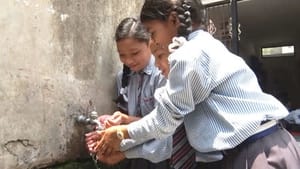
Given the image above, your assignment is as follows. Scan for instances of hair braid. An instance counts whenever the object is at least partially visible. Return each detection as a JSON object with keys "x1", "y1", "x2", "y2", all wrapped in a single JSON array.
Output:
[
  {"x1": 115, "y1": 64, "x2": 131, "y2": 104},
  {"x1": 140, "y1": 0, "x2": 206, "y2": 37},
  {"x1": 176, "y1": 0, "x2": 192, "y2": 37}
]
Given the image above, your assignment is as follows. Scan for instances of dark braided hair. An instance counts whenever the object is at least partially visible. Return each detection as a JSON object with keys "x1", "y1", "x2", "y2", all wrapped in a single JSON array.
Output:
[
  {"x1": 115, "y1": 17, "x2": 150, "y2": 43},
  {"x1": 114, "y1": 64, "x2": 130, "y2": 105},
  {"x1": 140, "y1": 0, "x2": 206, "y2": 37},
  {"x1": 114, "y1": 17, "x2": 151, "y2": 105},
  {"x1": 176, "y1": 0, "x2": 193, "y2": 36}
]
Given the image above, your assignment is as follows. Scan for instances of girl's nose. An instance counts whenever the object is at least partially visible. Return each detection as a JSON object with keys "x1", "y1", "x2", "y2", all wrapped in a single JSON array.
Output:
[{"x1": 122, "y1": 57, "x2": 133, "y2": 65}]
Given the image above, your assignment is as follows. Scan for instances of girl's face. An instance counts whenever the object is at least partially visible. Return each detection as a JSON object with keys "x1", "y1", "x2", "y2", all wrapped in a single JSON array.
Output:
[
  {"x1": 143, "y1": 15, "x2": 179, "y2": 77},
  {"x1": 117, "y1": 38, "x2": 151, "y2": 72},
  {"x1": 151, "y1": 45, "x2": 170, "y2": 77}
]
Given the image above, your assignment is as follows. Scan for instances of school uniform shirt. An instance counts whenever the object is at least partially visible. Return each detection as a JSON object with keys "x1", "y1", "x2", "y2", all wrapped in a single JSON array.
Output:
[
  {"x1": 116, "y1": 56, "x2": 172, "y2": 163},
  {"x1": 125, "y1": 30, "x2": 289, "y2": 162}
]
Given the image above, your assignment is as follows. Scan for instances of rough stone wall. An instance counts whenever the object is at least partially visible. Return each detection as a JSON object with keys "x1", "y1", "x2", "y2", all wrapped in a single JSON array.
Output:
[{"x1": 0, "y1": 0, "x2": 143, "y2": 169}]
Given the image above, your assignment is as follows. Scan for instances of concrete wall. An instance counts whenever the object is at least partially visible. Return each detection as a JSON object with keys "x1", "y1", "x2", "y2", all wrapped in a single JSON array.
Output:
[{"x1": 0, "y1": 0, "x2": 143, "y2": 169}]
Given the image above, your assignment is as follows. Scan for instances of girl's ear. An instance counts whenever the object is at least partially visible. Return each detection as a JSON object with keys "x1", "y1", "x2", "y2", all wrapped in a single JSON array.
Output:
[
  {"x1": 147, "y1": 39, "x2": 152, "y2": 49},
  {"x1": 168, "y1": 11, "x2": 180, "y2": 27},
  {"x1": 148, "y1": 38, "x2": 154, "y2": 49}
]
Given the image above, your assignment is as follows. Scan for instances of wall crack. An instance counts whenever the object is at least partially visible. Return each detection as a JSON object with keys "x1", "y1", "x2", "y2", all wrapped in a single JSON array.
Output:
[{"x1": 3, "y1": 139, "x2": 38, "y2": 165}]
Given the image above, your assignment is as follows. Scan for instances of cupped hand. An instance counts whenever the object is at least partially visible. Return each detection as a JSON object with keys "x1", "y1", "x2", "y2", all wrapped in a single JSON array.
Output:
[
  {"x1": 95, "y1": 125, "x2": 128, "y2": 155},
  {"x1": 104, "y1": 111, "x2": 128, "y2": 128},
  {"x1": 96, "y1": 151, "x2": 125, "y2": 165},
  {"x1": 98, "y1": 114, "x2": 112, "y2": 126},
  {"x1": 85, "y1": 131, "x2": 102, "y2": 153}
]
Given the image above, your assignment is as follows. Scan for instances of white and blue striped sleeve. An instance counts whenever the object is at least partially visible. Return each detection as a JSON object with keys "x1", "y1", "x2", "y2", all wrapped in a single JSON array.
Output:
[
  {"x1": 128, "y1": 49, "x2": 212, "y2": 142},
  {"x1": 122, "y1": 136, "x2": 172, "y2": 163}
]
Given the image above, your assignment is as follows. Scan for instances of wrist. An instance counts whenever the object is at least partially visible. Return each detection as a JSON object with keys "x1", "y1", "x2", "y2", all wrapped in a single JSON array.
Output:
[
  {"x1": 117, "y1": 125, "x2": 129, "y2": 140},
  {"x1": 117, "y1": 128, "x2": 124, "y2": 140},
  {"x1": 123, "y1": 126, "x2": 129, "y2": 139},
  {"x1": 122, "y1": 114, "x2": 130, "y2": 124}
]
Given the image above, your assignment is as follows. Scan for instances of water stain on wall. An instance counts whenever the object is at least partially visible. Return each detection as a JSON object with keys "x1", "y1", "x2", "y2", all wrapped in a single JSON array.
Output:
[{"x1": 52, "y1": 0, "x2": 99, "y2": 80}]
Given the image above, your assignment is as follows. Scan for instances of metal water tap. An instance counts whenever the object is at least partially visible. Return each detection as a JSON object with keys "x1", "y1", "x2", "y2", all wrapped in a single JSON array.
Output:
[
  {"x1": 75, "y1": 110, "x2": 103, "y2": 130},
  {"x1": 74, "y1": 100, "x2": 104, "y2": 169}
]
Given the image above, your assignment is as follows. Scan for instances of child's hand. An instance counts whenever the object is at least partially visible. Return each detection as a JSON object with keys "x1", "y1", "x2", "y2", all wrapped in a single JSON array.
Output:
[
  {"x1": 96, "y1": 150, "x2": 125, "y2": 165},
  {"x1": 85, "y1": 131, "x2": 102, "y2": 153},
  {"x1": 104, "y1": 111, "x2": 128, "y2": 128},
  {"x1": 98, "y1": 115, "x2": 112, "y2": 126}
]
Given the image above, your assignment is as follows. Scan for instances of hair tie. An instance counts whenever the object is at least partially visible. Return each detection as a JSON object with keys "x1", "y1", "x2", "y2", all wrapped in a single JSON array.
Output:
[
  {"x1": 168, "y1": 36, "x2": 187, "y2": 53},
  {"x1": 184, "y1": 11, "x2": 191, "y2": 17},
  {"x1": 120, "y1": 87, "x2": 128, "y2": 102},
  {"x1": 182, "y1": 3, "x2": 191, "y2": 10}
]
